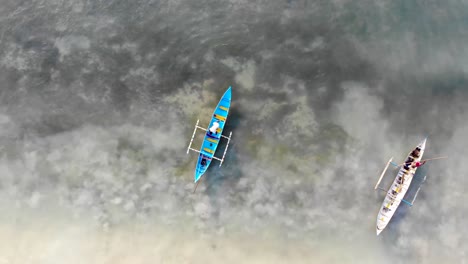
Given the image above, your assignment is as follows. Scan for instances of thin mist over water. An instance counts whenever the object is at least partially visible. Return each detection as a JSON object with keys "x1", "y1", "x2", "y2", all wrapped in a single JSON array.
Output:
[{"x1": 1, "y1": 0, "x2": 468, "y2": 263}]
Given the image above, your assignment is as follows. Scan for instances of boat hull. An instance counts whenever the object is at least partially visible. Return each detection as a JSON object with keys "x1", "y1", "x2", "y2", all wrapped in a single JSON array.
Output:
[
  {"x1": 194, "y1": 87, "x2": 232, "y2": 182},
  {"x1": 376, "y1": 138, "x2": 427, "y2": 235}
]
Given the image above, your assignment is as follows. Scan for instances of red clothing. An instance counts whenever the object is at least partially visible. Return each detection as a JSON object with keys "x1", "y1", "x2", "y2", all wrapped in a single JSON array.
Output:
[{"x1": 414, "y1": 161, "x2": 426, "y2": 167}]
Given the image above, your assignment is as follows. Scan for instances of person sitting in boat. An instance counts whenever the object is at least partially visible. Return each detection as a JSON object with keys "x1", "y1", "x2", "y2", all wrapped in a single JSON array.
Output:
[
  {"x1": 403, "y1": 163, "x2": 410, "y2": 170},
  {"x1": 201, "y1": 158, "x2": 207, "y2": 166},
  {"x1": 411, "y1": 148, "x2": 421, "y2": 158},
  {"x1": 209, "y1": 121, "x2": 220, "y2": 135},
  {"x1": 404, "y1": 157, "x2": 414, "y2": 167},
  {"x1": 411, "y1": 160, "x2": 426, "y2": 168}
]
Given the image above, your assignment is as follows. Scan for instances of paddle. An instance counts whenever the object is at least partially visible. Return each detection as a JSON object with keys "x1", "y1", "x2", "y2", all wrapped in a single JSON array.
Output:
[{"x1": 397, "y1": 156, "x2": 447, "y2": 166}]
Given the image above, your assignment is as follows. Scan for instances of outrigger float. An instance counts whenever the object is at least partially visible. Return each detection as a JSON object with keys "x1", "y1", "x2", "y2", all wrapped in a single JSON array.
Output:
[
  {"x1": 186, "y1": 87, "x2": 233, "y2": 191},
  {"x1": 374, "y1": 138, "x2": 446, "y2": 235}
]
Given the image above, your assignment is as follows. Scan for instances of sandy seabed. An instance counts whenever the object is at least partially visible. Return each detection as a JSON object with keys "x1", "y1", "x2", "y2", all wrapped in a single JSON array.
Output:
[{"x1": 0, "y1": 205, "x2": 384, "y2": 264}]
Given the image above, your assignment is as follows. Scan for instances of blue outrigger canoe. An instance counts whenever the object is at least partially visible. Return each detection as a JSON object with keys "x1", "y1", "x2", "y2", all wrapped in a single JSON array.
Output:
[{"x1": 186, "y1": 87, "x2": 233, "y2": 188}]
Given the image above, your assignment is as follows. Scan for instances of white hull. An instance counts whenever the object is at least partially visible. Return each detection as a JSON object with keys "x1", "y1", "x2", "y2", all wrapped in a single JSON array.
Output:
[{"x1": 376, "y1": 138, "x2": 427, "y2": 235}]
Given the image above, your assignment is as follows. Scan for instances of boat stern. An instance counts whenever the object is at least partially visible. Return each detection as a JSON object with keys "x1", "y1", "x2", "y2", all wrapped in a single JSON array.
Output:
[
  {"x1": 376, "y1": 227, "x2": 383, "y2": 236},
  {"x1": 376, "y1": 211, "x2": 390, "y2": 236},
  {"x1": 194, "y1": 154, "x2": 211, "y2": 183},
  {"x1": 376, "y1": 221, "x2": 387, "y2": 236},
  {"x1": 194, "y1": 168, "x2": 205, "y2": 183}
]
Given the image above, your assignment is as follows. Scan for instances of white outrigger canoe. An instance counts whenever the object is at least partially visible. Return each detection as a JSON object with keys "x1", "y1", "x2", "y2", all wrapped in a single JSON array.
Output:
[{"x1": 374, "y1": 138, "x2": 428, "y2": 235}]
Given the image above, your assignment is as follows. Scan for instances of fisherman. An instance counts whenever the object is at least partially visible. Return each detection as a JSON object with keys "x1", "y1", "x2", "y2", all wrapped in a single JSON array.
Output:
[
  {"x1": 411, "y1": 148, "x2": 421, "y2": 158},
  {"x1": 209, "y1": 121, "x2": 220, "y2": 135},
  {"x1": 403, "y1": 156, "x2": 415, "y2": 169},
  {"x1": 412, "y1": 160, "x2": 426, "y2": 168},
  {"x1": 403, "y1": 163, "x2": 410, "y2": 170}
]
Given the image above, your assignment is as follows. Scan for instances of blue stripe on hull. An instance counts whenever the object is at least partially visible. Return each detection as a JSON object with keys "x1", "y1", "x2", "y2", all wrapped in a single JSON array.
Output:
[{"x1": 206, "y1": 133, "x2": 220, "y2": 140}]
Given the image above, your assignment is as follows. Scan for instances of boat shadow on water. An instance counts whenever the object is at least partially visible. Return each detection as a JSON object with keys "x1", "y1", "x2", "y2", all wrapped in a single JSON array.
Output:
[{"x1": 195, "y1": 107, "x2": 244, "y2": 223}]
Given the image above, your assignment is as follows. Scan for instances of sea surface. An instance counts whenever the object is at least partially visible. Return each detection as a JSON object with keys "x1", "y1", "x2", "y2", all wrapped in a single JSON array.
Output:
[{"x1": 1, "y1": 0, "x2": 468, "y2": 263}]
